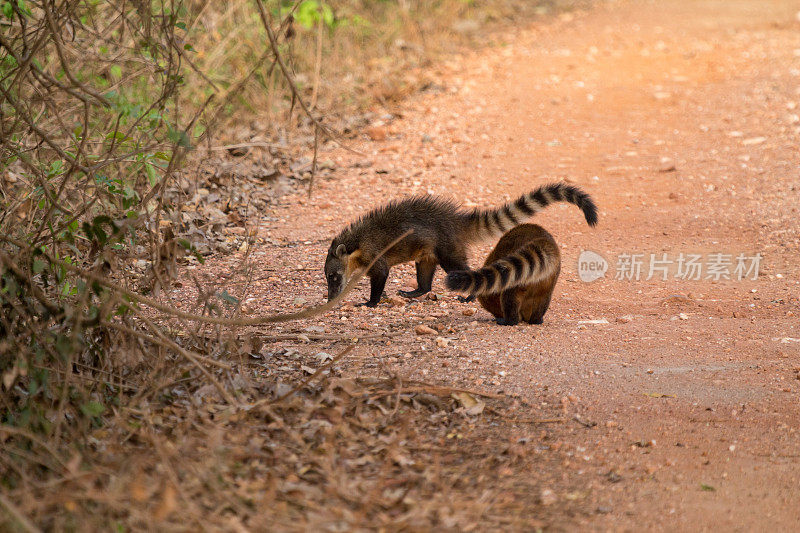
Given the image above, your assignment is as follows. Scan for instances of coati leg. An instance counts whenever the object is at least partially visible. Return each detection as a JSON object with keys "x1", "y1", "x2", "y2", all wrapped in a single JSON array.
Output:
[
  {"x1": 435, "y1": 246, "x2": 475, "y2": 302},
  {"x1": 398, "y1": 258, "x2": 437, "y2": 299},
  {"x1": 358, "y1": 259, "x2": 390, "y2": 307},
  {"x1": 527, "y1": 292, "x2": 553, "y2": 325},
  {"x1": 495, "y1": 289, "x2": 521, "y2": 326}
]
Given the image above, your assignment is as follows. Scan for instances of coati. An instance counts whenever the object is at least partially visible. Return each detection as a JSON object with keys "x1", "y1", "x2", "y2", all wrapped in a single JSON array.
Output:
[
  {"x1": 324, "y1": 182, "x2": 597, "y2": 307},
  {"x1": 452, "y1": 223, "x2": 562, "y2": 326}
]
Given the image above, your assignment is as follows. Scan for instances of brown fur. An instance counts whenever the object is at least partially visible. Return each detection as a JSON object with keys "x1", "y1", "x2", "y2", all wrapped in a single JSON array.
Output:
[
  {"x1": 325, "y1": 183, "x2": 595, "y2": 307},
  {"x1": 476, "y1": 224, "x2": 561, "y2": 326}
]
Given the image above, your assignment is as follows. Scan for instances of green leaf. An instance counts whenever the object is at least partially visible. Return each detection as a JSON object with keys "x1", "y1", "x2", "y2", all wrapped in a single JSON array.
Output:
[
  {"x1": 144, "y1": 162, "x2": 159, "y2": 186},
  {"x1": 109, "y1": 65, "x2": 122, "y2": 80},
  {"x1": 80, "y1": 401, "x2": 105, "y2": 418},
  {"x1": 700, "y1": 483, "x2": 716, "y2": 492},
  {"x1": 167, "y1": 127, "x2": 192, "y2": 149},
  {"x1": 32, "y1": 257, "x2": 47, "y2": 274}
]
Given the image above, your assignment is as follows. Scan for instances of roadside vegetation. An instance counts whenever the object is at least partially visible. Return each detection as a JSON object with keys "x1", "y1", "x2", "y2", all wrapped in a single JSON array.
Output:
[{"x1": 0, "y1": 0, "x2": 585, "y2": 529}]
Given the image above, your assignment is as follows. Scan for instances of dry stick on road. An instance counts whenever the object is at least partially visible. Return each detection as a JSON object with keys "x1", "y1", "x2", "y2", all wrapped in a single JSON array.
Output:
[{"x1": 1, "y1": 230, "x2": 413, "y2": 327}]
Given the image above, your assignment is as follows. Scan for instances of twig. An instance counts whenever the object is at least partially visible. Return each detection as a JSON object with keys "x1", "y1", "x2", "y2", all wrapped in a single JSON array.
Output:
[
  {"x1": 310, "y1": 11, "x2": 323, "y2": 109},
  {"x1": 252, "y1": 0, "x2": 362, "y2": 155},
  {"x1": 31, "y1": 364, "x2": 138, "y2": 392},
  {"x1": 363, "y1": 382, "x2": 505, "y2": 400},
  {"x1": 208, "y1": 141, "x2": 275, "y2": 151},
  {"x1": 41, "y1": 1, "x2": 110, "y2": 108},
  {"x1": 307, "y1": 124, "x2": 319, "y2": 198},
  {"x1": 0, "y1": 493, "x2": 40, "y2": 533},
  {"x1": 572, "y1": 415, "x2": 597, "y2": 428},
  {"x1": 250, "y1": 331, "x2": 404, "y2": 342},
  {"x1": 0, "y1": 426, "x2": 69, "y2": 472},
  {"x1": 1, "y1": 230, "x2": 414, "y2": 327},
  {"x1": 107, "y1": 321, "x2": 231, "y2": 370},
  {"x1": 130, "y1": 308, "x2": 237, "y2": 405}
]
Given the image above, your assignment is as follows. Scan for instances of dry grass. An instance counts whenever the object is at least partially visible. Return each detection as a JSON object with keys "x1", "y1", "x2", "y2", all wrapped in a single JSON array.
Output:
[{"x1": 182, "y1": 0, "x2": 590, "y2": 129}]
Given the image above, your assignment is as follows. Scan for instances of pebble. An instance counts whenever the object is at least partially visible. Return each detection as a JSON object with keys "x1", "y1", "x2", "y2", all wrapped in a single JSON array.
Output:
[
  {"x1": 539, "y1": 488, "x2": 557, "y2": 506},
  {"x1": 366, "y1": 125, "x2": 387, "y2": 141},
  {"x1": 658, "y1": 157, "x2": 676, "y2": 172},
  {"x1": 387, "y1": 296, "x2": 406, "y2": 307},
  {"x1": 415, "y1": 324, "x2": 437, "y2": 335}
]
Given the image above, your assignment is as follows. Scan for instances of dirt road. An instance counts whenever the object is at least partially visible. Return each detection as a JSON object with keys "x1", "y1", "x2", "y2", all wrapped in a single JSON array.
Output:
[{"x1": 223, "y1": 0, "x2": 800, "y2": 529}]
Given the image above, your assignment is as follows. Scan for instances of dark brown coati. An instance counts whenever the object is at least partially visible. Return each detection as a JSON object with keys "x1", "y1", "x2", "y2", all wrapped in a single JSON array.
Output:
[
  {"x1": 324, "y1": 182, "x2": 597, "y2": 307},
  {"x1": 457, "y1": 224, "x2": 561, "y2": 326}
]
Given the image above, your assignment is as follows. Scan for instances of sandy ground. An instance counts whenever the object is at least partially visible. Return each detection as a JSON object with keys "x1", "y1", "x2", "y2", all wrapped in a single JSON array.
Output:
[{"x1": 192, "y1": 0, "x2": 800, "y2": 529}]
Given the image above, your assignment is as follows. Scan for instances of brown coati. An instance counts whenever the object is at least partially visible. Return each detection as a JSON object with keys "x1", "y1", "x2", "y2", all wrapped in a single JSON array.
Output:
[
  {"x1": 454, "y1": 224, "x2": 561, "y2": 326},
  {"x1": 324, "y1": 182, "x2": 597, "y2": 307}
]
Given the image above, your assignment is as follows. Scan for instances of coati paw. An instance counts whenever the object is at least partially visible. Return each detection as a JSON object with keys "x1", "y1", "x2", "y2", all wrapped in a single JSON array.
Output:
[
  {"x1": 356, "y1": 301, "x2": 379, "y2": 308},
  {"x1": 495, "y1": 317, "x2": 519, "y2": 326},
  {"x1": 457, "y1": 294, "x2": 475, "y2": 303},
  {"x1": 398, "y1": 289, "x2": 427, "y2": 298},
  {"x1": 529, "y1": 317, "x2": 544, "y2": 325}
]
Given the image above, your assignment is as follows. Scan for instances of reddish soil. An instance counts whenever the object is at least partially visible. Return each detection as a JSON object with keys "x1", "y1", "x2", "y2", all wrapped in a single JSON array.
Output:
[{"x1": 195, "y1": 0, "x2": 800, "y2": 529}]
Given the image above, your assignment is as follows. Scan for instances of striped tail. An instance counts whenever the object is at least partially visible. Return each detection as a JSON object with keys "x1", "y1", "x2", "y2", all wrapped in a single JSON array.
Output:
[
  {"x1": 445, "y1": 242, "x2": 560, "y2": 296},
  {"x1": 465, "y1": 182, "x2": 598, "y2": 240}
]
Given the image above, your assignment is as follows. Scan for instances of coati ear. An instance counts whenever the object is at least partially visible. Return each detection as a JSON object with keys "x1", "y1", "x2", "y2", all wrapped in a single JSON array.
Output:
[{"x1": 335, "y1": 244, "x2": 347, "y2": 258}]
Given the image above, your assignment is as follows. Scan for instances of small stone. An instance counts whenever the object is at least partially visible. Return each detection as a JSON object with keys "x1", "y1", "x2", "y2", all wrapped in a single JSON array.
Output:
[
  {"x1": 435, "y1": 336, "x2": 450, "y2": 348},
  {"x1": 366, "y1": 125, "x2": 387, "y2": 141},
  {"x1": 616, "y1": 315, "x2": 633, "y2": 323},
  {"x1": 741, "y1": 136, "x2": 766, "y2": 145},
  {"x1": 293, "y1": 297, "x2": 307, "y2": 306},
  {"x1": 678, "y1": 312, "x2": 689, "y2": 320},
  {"x1": 387, "y1": 296, "x2": 406, "y2": 307},
  {"x1": 415, "y1": 324, "x2": 437, "y2": 335},
  {"x1": 658, "y1": 157, "x2": 676, "y2": 172},
  {"x1": 539, "y1": 488, "x2": 557, "y2": 506},
  {"x1": 462, "y1": 308, "x2": 477, "y2": 316}
]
